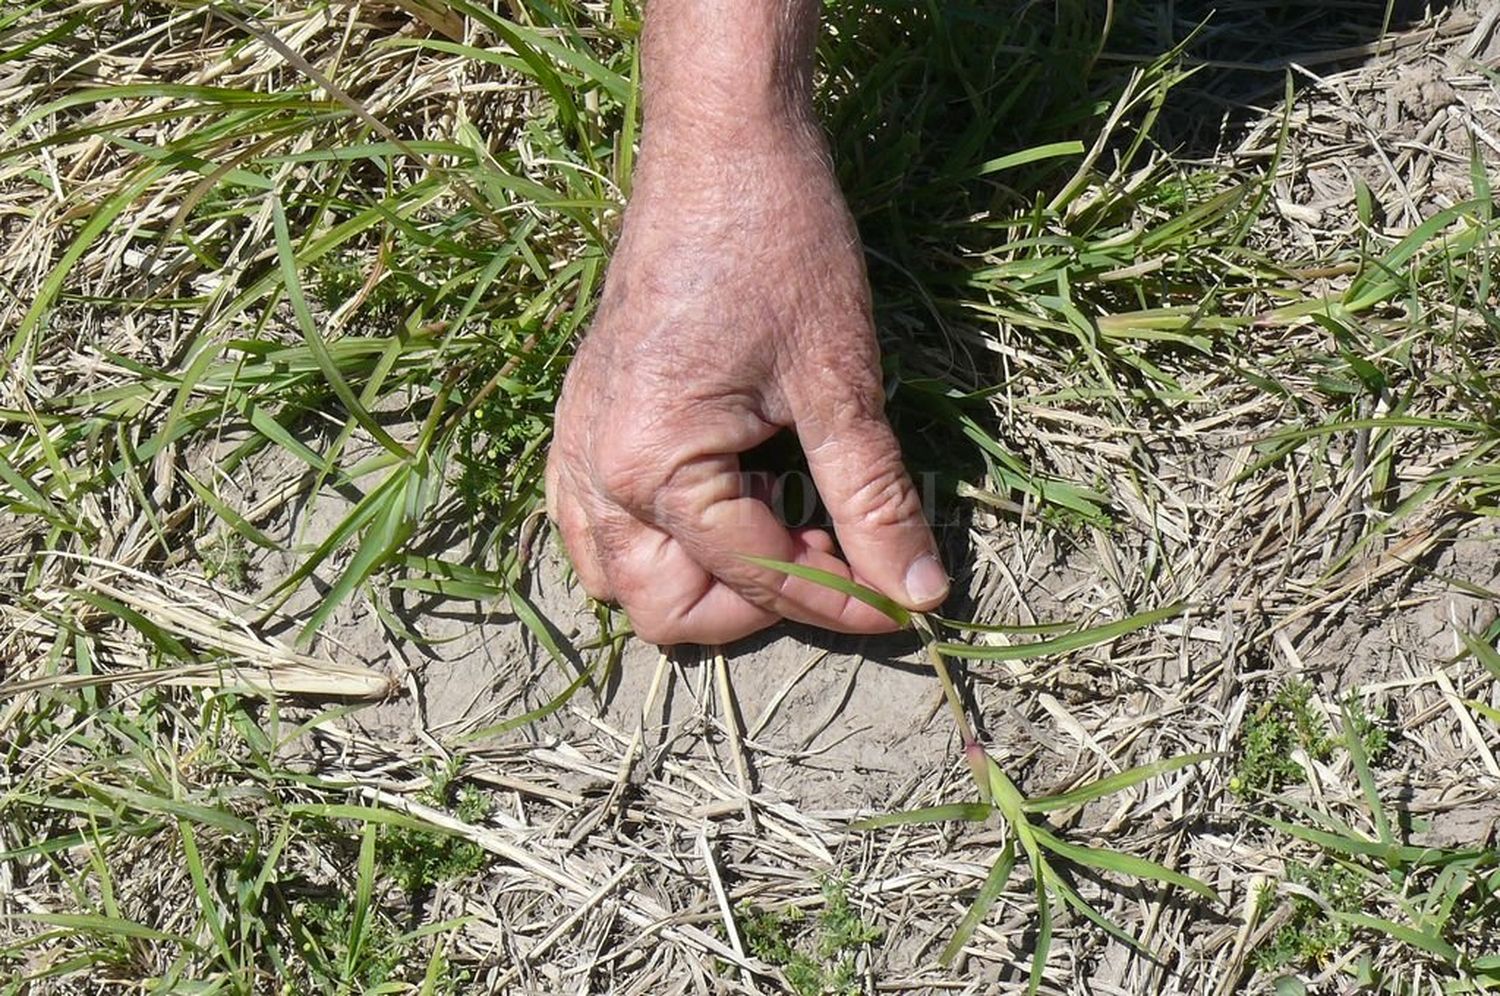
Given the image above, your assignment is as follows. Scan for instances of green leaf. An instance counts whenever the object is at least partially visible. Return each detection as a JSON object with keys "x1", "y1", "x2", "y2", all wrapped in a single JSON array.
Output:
[
  {"x1": 456, "y1": 663, "x2": 595, "y2": 742},
  {"x1": 936, "y1": 618, "x2": 1074, "y2": 636},
  {"x1": 939, "y1": 842, "x2": 1017, "y2": 966},
  {"x1": 101, "y1": 786, "x2": 253, "y2": 836},
  {"x1": 345, "y1": 822, "x2": 379, "y2": 982},
  {"x1": 70, "y1": 589, "x2": 192, "y2": 662},
  {"x1": 296, "y1": 465, "x2": 412, "y2": 645},
  {"x1": 1024, "y1": 753, "x2": 1213, "y2": 813},
  {"x1": 1341, "y1": 702, "x2": 1392, "y2": 847},
  {"x1": 1459, "y1": 630, "x2": 1500, "y2": 681},
  {"x1": 1344, "y1": 199, "x2": 1488, "y2": 312},
  {"x1": 936, "y1": 602, "x2": 1184, "y2": 661},
  {"x1": 1272, "y1": 977, "x2": 1308, "y2": 996},
  {"x1": 179, "y1": 821, "x2": 234, "y2": 971},
  {"x1": 271, "y1": 197, "x2": 409, "y2": 461},
  {"x1": 12, "y1": 163, "x2": 172, "y2": 361},
  {"x1": 1028, "y1": 878, "x2": 1052, "y2": 996},
  {"x1": 976, "y1": 140, "x2": 1086, "y2": 176},
  {"x1": 1255, "y1": 814, "x2": 1484, "y2": 868},
  {"x1": 738, "y1": 555, "x2": 911, "y2": 626},
  {"x1": 0, "y1": 449, "x2": 74, "y2": 529},
  {"x1": 286, "y1": 803, "x2": 456, "y2": 834},
  {"x1": 1031, "y1": 824, "x2": 1218, "y2": 900},
  {"x1": 1041, "y1": 861, "x2": 1149, "y2": 954},
  {"x1": 181, "y1": 471, "x2": 278, "y2": 550},
  {"x1": 14, "y1": 913, "x2": 195, "y2": 947},
  {"x1": 1465, "y1": 699, "x2": 1500, "y2": 726},
  {"x1": 849, "y1": 803, "x2": 993, "y2": 831},
  {"x1": 1328, "y1": 911, "x2": 1460, "y2": 964}
]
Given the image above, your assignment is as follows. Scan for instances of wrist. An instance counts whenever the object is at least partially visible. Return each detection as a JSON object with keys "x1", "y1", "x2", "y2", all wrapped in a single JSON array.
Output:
[{"x1": 640, "y1": 0, "x2": 819, "y2": 151}]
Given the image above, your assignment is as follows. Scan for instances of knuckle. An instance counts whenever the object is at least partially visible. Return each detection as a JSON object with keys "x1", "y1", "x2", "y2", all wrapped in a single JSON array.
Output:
[
  {"x1": 579, "y1": 576, "x2": 613, "y2": 603},
  {"x1": 626, "y1": 610, "x2": 677, "y2": 647},
  {"x1": 594, "y1": 439, "x2": 669, "y2": 512},
  {"x1": 846, "y1": 461, "x2": 920, "y2": 529}
]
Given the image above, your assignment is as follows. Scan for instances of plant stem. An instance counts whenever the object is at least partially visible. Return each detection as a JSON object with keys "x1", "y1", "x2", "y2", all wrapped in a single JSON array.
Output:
[{"x1": 926, "y1": 640, "x2": 975, "y2": 747}]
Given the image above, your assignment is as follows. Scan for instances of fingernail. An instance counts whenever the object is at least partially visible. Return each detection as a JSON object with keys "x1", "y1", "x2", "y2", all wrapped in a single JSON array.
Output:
[{"x1": 904, "y1": 554, "x2": 950, "y2": 606}]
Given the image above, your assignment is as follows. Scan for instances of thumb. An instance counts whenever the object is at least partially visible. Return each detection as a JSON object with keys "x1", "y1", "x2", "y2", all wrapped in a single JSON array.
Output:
[{"x1": 798, "y1": 397, "x2": 948, "y2": 611}]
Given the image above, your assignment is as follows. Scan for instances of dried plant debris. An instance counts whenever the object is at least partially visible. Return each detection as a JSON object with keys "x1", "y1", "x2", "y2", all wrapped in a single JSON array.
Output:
[{"x1": 2, "y1": 1, "x2": 1499, "y2": 994}]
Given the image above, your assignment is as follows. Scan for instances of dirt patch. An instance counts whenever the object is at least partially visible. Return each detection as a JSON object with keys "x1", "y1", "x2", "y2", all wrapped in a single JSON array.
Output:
[{"x1": 1234, "y1": 5, "x2": 1500, "y2": 238}]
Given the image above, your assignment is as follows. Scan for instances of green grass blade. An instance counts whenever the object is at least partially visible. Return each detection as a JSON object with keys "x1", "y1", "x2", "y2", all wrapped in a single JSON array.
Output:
[
  {"x1": 1344, "y1": 199, "x2": 1487, "y2": 312},
  {"x1": 344, "y1": 821, "x2": 378, "y2": 983},
  {"x1": 975, "y1": 140, "x2": 1086, "y2": 176},
  {"x1": 1254, "y1": 814, "x2": 1387, "y2": 860},
  {"x1": 1465, "y1": 699, "x2": 1500, "y2": 726},
  {"x1": 1459, "y1": 630, "x2": 1500, "y2": 681},
  {"x1": 1031, "y1": 824, "x2": 1217, "y2": 900},
  {"x1": 286, "y1": 803, "x2": 455, "y2": 834},
  {"x1": 1328, "y1": 912, "x2": 1460, "y2": 964},
  {"x1": 261, "y1": 466, "x2": 402, "y2": 613},
  {"x1": 935, "y1": 602, "x2": 1184, "y2": 661},
  {"x1": 850, "y1": 803, "x2": 993, "y2": 831},
  {"x1": 0, "y1": 450, "x2": 74, "y2": 529},
  {"x1": 70, "y1": 589, "x2": 192, "y2": 662},
  {"x1": 938, "y1": 841, "x2": 1017, "y2": 966},
  {"x1": 296, "y1": 467, "x2": 411, "y2": 646},
  {"x1": 937, "y1": 618, "x2": 1074, "y2": 636},
  {"x1": 11, "y1": 163, "x2": 171, "y2": 360},
  {"x1": 738, "y1": 555, "x2": 911, "y2": 626},
  {"x1": 181, "y1": 471, "x2": 278, "y2": 550},
  {"x1": 13, "y1": 913, "x2": 195, "y2": 948},
  {"x1": 456, "y1": 663, "x2": 595, "y2": 742},
  {"x1": 1042, "y1": 862, "x2": 1150, "y2": 955},
  {"x1": 95, "y1": 785, "x2": 252, "y2": 836},
  {"x1": 1024, "y1": 753, "x2": 1213, "y2": 813},
  {"x1": 1341, "y1": 703, "x2": 1393, "y2": 847},
  {"x1": 178, "y1": 821, "x2": 235, "y2": 973},
  {"x1": 270, "y1": 198, "x2": 409, "y2": 461},
  {"x1": 1028, "y1": 877, "x2": 1052, "y2": 996}
]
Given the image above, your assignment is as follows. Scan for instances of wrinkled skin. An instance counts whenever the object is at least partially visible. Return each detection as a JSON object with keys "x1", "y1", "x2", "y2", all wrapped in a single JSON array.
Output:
[{"x1": 545, "y1": 118, "x2": 948, "y2": 646}]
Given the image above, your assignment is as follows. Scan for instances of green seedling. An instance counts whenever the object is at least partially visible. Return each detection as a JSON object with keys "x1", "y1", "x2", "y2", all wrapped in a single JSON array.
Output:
[
  {"x1": 1253, "y1": 860, "x2": 1365, "y2": 973},
  {"x1": 1251, "y1": 703, "x2": 1499, "y2": 986},
  {"x1": 1232, "y1": 682, "x2": 1388, "y2": 798},
  {"x1": 1232, "y1": 680, "x2": 1333, "y2": 797},
  {"x1": 736, "y1": 877, "x2": 882, "y2": 996},
  {"x1": 745, "y1": 556, "x2": 1216, "y2": 991}
]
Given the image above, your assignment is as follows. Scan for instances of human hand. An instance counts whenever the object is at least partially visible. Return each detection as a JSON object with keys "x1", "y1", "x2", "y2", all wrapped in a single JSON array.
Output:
[
  {"x1": 543, "y1": 0, "x2": 946, "y2": 645},
  {"x1": 544, "y1": 122, "x2": 948, "y2": 646}
]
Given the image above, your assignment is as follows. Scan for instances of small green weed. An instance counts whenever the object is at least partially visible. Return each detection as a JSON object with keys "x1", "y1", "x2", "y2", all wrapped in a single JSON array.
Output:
[
  {"x1": 1249, "y1": 699, "x2": 1499, "y2": 988},
  {"x1": 1233, "y1": 683, "x2": 1388, "y2": 796},
  {"x1": 1253, "y1": 860, "x2": 1364, "y2": 971},
  {"x1": 294, "y1": 893, "x2": 472, "y2": 994},
  {"x1": 379, "y1": 760, "x2": 491, "y2": 894},
  {"x1": 200, "y1": 531, "x2": 253, "y2": 592},
  {"x1": 737, "y1": 878, "x2": 882, "y2": 996},
  {"x1": 1233, "y1": 681, "x2": 1332, "y2": 796}
]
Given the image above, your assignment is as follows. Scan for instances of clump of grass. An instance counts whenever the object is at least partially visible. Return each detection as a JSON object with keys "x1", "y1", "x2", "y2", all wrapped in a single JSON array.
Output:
[{"x1": 736, "y1": 878, "x2": 881, "y2": 996}]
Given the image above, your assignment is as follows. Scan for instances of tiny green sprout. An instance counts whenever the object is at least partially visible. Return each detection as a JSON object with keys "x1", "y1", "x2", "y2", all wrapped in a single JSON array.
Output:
[{"x1": 744, "y1": 555, "x2": 1212, "y2": 992}]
